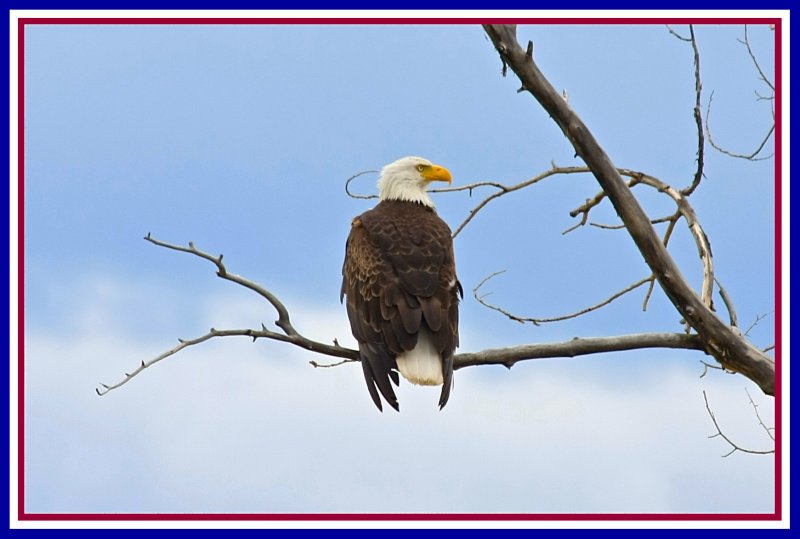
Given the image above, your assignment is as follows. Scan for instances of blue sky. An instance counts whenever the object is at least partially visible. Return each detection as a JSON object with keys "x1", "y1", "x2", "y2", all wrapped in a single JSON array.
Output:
[{"x1": 22, "y1": 22, "x2": 778, "y2": 514}]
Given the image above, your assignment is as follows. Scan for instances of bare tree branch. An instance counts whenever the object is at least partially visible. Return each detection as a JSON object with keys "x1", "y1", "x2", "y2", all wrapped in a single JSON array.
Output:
[
  {"x1": 565, "y1": 168, "x2": 715, "y2": 312},
  {"x1": 97, "y1": 236, "x2": 710, "y2": 396},
  {"x1": 455, "y1": 333, "x2": 706, "y2": 369},
  {"x1": 706, "y1": 91, "x2": 775, "y2": 161},
  {"x1": 473, "y1": 271, "x2": 652, "y2": 325},
  {"x1": 438, "y1": 161, "x2": 715, "y2": 311},
  {"x1": 144, "y1": 234, "x2": 297, "y2": 337},
  {"x1": 345, "y1": 168, "x2": 514, "y2": 202},
  {"x1": 685, "y1": 25, "x2": 706, "y2": 196},
  {"x1": 638, "y1": 175, "x2": 715, "y2": 310},
  {"x1": 96, "y1": 326, "x2": 333, "y2": 396},
  {"x1": 590, "y1": 214, "x2": 675, "y2": 230},
  {"x1": 703, "y1": 390, "x2": 775, "y2": 457},
  {"x1": 739, "y1": 24, "x2": 774, "y2": 91},
  {"x1": 96, "y1": 235, "x2": 366, "y2": 395},
  {"x1": 699, "y1": 360, "x2": 735, "y2": 379},
  {"x1": 445, "y1": 167, "x2": 563, "y2": 238},
  {"x1": 482, "y1": 24, "x2": 773, "y2": 395},
  {"x1": 565, "y1": 173, "x2": 640, "y2": 233},
  {"x1": 310, "y1": 358, "x2": 359, "y2": 369},
  {"x1": 665, "y1": 25, "x2": 692, "y2": 42},
  {"x1": 743, "y1": 311, "x2": 774, "y2": 338},
  {"x1": 745, "y1": 387, "x2": 775, "y2": 442},
  {"x1": 432, "y1": 180, "x2": 511, "y2": 195},
  {"x1": 344, "y1": 170, "x2": 379, "y2": 200},
  {"x1": 704, "y1": 26, "x2": 775, "y2": 162},
  {"x1": 641, "y1": 211, "x2": 682, "y2": 313},
  {"x1": 714, "y1": 277, "x2": 739, "y2": 328},
  {"x1": 667, "y1": 24, "x2": 706, "y2": 196}
]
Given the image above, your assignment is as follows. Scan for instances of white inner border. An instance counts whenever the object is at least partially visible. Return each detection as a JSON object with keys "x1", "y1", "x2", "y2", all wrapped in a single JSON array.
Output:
[{"x1": 8, "y1": 8, "x2": 790, "y2": 530}]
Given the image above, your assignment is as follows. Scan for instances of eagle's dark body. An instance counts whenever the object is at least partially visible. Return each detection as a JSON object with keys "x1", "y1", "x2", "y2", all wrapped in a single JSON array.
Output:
[{"x1": 341, "y1": 199, "x2": 462, "y2": 411}]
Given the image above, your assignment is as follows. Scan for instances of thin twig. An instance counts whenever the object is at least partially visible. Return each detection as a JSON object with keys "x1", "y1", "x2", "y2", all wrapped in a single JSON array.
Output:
[
  {"x1": 565, "y1": 175, "x2": 641, "y2": 234},
  {"x1": 345, "y1": 170, "x2": 512, "y2": 205},
  {"x1": 310, "y1": 358, "x2": 359, "y2": 369},
  {"x1": 706, "y1": 91, "x2": 775, "y2": 161},
  {"x1": 699, "y1": 360, "x2": 735, "y2": 379},
  {"x1": 639, "y1": 211, "x2": 683, "y2": 311},
  {"x1": 97, "y1": 236, "x2": 361, "y2": 396},
  {"x1": 590, "y1": 214, "x2": 676, "y2": 230},
  {"x1": 431, "y1": 180, "x2": 510, "y2": 195},
  {"x1": 703, "y1": 390, "x2": 775, "y2": 457},
  {"x1": 703, "y1": 26, "x2": 775, "y2": 162},
  {"x1": 563, "y1": 207, "x2": 589, "y2": 234},
  {"x1": 97, "y1": 327, "x2": 293, "y2": 396},
  {"x1": 450, "y1": 165, "x2": 577, "y2": 238},
  {"x1": 739, "y1": 24, "x2": 774, "y2": 91},
  {"x1": 463, "y1": 165, "x2": 715, "y2": 315},
  {"x1": 344, "y1": 170, "x2": 379, "y2": 200},
  {"x1": 743, "y1": 311, "x2": 774, "y2": 338},
  {"x1": 473, "y1": 271, "x2": 653, "y2": 325},
  {"x1": 666, "y1": 24, "x2": 692, "y2": 42},
  {"x1": 588, "y1": 222, "x2": 626, "y2": 230},
  {"x1": 744, "y1": 387, "x2": 775, "y2": 441},
  {"x1": 144, "y1": 234, "x2": 299, "y2": 336}
]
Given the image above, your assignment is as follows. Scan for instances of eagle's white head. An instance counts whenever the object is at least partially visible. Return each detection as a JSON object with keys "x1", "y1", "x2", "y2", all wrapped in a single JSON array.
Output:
[{"x1": 377, "y1": 156, "x2": 453, "y2": 208}]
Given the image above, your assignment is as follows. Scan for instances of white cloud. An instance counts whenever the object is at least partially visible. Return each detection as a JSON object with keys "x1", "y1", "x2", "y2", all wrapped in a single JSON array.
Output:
[{"x1": 23, "y1": 275, "x2": 776, "y2": 514}]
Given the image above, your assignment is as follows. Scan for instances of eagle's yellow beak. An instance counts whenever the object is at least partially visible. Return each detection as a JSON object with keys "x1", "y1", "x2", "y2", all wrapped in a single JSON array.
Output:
[{"x1": 421, "y1": 165, "x2": 452, "y2": 184}]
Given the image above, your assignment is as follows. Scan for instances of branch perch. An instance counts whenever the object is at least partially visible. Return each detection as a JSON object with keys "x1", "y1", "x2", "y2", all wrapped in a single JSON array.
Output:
[
  {"x1": 97, "y1": 236, "x2": 711, "y2": 396},
  {"x1": 98, "y1": 28, "x2": 775, "y2": 405}
]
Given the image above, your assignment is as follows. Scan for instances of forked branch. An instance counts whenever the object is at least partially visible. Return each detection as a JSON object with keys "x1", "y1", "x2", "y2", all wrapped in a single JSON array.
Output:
[
  {"x1": 473, "y1": 271, "x2": 653, "y2": 326},
  {"x1": 96, "y1": 235, "x2": 360, "y2": 396},
  {"x1": 703, "y1": 390, "x2": 775, "y2": 457},
  {"x1": 482, "y1": 24, "x2": 774, "y2": 395}
]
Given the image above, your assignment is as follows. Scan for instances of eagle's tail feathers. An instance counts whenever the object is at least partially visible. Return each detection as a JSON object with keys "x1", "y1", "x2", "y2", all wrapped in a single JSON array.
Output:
[{"x1": 396, "y1": 328, "x2": 443, "y2": 386}]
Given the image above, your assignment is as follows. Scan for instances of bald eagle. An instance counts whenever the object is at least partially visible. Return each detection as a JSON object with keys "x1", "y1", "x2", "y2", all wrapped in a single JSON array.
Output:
[{"x1": 341, "y1": 156, "x2": 462, "y2": 411}]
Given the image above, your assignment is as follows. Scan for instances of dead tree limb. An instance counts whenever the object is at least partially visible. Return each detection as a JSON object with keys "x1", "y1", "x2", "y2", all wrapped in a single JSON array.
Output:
[
  {"x1": 96, "y1": 236, "x2": 708, "y2": 396},
  {"x1": 668, "y1": 24, "x2": 706, "y2": 196},
  {"x1": 482, "y1": 24, "x2": 774, "y2": 395}
]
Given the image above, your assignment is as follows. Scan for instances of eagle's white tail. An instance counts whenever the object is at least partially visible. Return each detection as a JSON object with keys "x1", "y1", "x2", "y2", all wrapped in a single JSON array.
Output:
[{"x1": 396, "y1": 327, "x2": 443, "y2": 386}]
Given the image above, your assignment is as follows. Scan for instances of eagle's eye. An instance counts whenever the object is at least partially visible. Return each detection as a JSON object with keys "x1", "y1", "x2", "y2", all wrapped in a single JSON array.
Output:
[{"x1": 416, "y1": 164, "x2": 425, "y2": 172}]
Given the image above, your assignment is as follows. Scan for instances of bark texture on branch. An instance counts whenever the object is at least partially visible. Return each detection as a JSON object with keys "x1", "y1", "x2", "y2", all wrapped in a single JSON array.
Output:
[
  {"x1": 454, "y1": 333, "x2": 705, "y2": 369},
  {"x1": 483, "y1": 24, "x2": 774, "y2": 395}
]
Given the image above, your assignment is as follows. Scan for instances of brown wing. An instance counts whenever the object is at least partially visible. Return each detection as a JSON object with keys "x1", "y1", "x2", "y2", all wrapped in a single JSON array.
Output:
[{"x1": 341, "y1": 201, "x2": 461, "y2": 411}]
